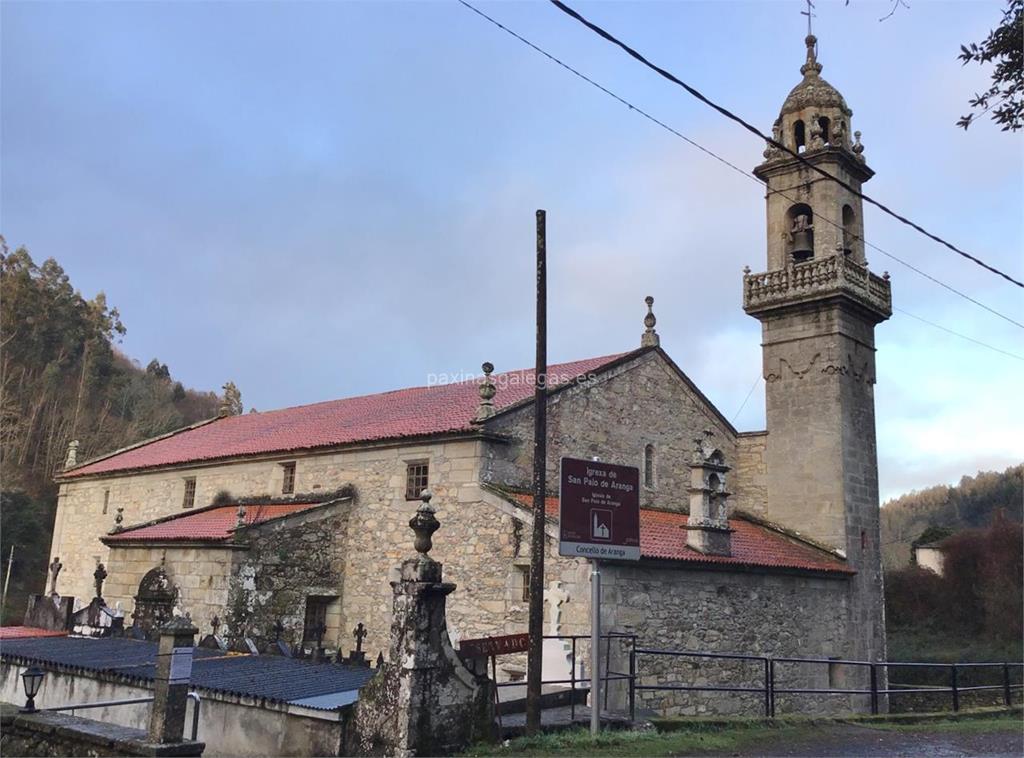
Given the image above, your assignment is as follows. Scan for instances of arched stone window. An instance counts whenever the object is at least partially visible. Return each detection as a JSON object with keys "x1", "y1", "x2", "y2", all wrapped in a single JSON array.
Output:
[
  {"x1": 707, "y1": 472, "x2": 722, "y2": 520},
  {"x1": 794, "y1": 120, "x2": 806, "y2": 152},
  {"x1": 842, "y1": 204, "x2": 856, "y2": 255},
  {"x1": 787, "y1": 203, "x2": 814, "y2": 262},
  {"x1": 644, "y1": 444, "x2": 655, "y2": 488}
]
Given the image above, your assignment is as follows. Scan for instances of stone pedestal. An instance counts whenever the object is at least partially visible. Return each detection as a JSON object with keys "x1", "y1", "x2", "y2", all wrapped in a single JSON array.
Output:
[
  {"x1": 148, "y1": 617, "x2": 198, "y2": 744},
  {"x1": 349, "y1": 554, "x2": 492, "y2": 756}
]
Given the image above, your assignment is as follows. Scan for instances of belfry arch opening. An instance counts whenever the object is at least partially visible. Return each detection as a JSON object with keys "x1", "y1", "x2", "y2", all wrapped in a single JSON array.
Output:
[
  {"x1": 818, "y1": 116, "x2": 831, "y2": 145},
  {"x1": 842, "y1": 204, "x2": 856, "y2": 255},
  {"x1": 787, "y1": 203, "x2": 814, "y2": 263},
  {"x1": 794, "y1": 120, "x2": 806, "y2": 152}
]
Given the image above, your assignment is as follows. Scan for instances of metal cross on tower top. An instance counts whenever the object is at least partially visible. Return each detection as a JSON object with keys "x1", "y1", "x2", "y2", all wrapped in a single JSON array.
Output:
[{"x1": 801, "y1": 0, "x2": 816, "y2": 36}]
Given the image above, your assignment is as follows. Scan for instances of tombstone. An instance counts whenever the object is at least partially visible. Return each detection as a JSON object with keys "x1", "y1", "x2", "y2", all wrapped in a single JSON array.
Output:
[
  {"x1": 262, "y1": 619, "x2": 292, "y2": 657},
  {"x1": 230, "y1": 637, "x2": 259, "y2": 655},
  {"x1": 24, "y1": 594, "x2": 75, "y2": 632},
  {"x1": 347, "y1": 622, "x2": 369, "y2": 666},
  {"x1": 198, "y1": 615, "x2": 228, "y2": 651},
  {"x1": 132, "y1": 565, "x2": 177, "y2": 640}
]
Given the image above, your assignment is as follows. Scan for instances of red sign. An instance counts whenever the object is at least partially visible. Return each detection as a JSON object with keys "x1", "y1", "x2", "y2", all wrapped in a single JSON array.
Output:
[
  {"x1": 559, "y1": 457, "x2": 641, "y2": 560},
  {"x1": 459, "y1": 633, "x2": 530, "y2": 658}
]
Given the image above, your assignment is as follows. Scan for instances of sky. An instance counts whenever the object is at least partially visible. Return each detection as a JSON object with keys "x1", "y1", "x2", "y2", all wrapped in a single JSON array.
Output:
[{"x1": 2, "y1": 0, "x2": 1021, "y2": 502}]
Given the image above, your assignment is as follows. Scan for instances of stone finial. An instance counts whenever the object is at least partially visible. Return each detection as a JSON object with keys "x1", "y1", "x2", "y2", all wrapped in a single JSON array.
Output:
[
  {"x1": 235, "y1": 504, "x2": 247, "y2": 530},
  {"x1": 409, "y1": 490, "x2": 440, "y2": 556},
  {"x1": 641, "y1": 296, "x2": 660, "y2": 348},
  {"x1": 113, "y1": 507, "x2": 125, "y2": 532},
  {"x1": 472, "y1": 362, "x2": 497, "y2": 423},
  {"x1": 883, "y1": 271, "x2": 891, "y2": 281},
  {"x1": 64, "y1": 439, "x2": 79, "y2": 469},
  {"x1": 852, "y1": 130, "x2": 865, "y2": 161},
  {"x1": 743, "y1": 265, "x2": 751, "y2": 275},
  {"x1": 800, "y1": 34, "x2": 822, "y2": 77}
]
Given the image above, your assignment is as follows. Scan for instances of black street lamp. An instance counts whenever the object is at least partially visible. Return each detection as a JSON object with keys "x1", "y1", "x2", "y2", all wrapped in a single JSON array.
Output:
[{"x1": 20, "y1": 666, "x2": 44, "y2": 713}]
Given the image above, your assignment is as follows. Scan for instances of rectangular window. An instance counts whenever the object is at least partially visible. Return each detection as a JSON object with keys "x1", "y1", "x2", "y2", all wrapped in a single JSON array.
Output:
[
  {"x1": 281, "y1": 461, "x2": 296, "y2": 495},
  {"x1": 182, "y1": 477, "x2": 196, "y2": 509},
  {"x1": 102, "y1": 490, "x2": 110, "y2": 515},
  {"x1": 303, "y1": 596, "x2": 331, "y2": 643},
  {"x1": 405, "y1": 461, "x2": 429, "y2": 500},
  {"x1": 517, "y1": 565, "x2": 531, "y2": 602}
]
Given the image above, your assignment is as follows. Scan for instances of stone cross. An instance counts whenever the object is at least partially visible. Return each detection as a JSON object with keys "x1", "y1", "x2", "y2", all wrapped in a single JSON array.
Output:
[
  {"x1": 211, "y1": 615, "x2": 221, "y2": 636},
  {"x1": 93, "y1": 561, "x2": 108, "y2": 599},
  {"x1": 48, "y1": 556, "x2": 63, "y2": 596},
  {"x1": 546, "y1": 581, "x2": 570, "y2": 636},
  {"x1": 273, "y1": 619, "x2": 284, "y2": 641},
  {"x1": 353, "y1": 622, "x2": 367, "y2": 653},
  {"x1": 641, "y1": 296, "x2": 660, "y2": 348}
]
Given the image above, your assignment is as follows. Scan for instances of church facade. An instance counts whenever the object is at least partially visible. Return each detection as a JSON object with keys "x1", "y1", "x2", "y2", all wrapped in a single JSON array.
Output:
[{"x1": 48, "y1": 35, "x2": 891, "y2": 716}]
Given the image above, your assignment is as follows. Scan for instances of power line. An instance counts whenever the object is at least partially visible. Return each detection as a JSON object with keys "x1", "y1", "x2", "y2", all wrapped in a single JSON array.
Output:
[
  {"x1": 893, "y1": 307, "x2": 1024, "y2": 362},
  {"x1": 732, "y1": 375, "x2": 762, "y2": 423},
  {"x1": 456, "y1": 0, "x2": 1024, "y2": 333},
  {"x1": 548, "y1": 0, "x2": 1024, "y2": 290}
]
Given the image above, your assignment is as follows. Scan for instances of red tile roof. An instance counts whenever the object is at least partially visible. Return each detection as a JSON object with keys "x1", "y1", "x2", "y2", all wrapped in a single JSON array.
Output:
[
  {"x1": 506, "y1": 492, "x2": 851, "y2": 575},
  {"x1": 104, "y1": 502, "x2": 323, "y2": 544},
  {"x1": 0, "y1": 626, "x2": 68, "y2": 639},
  {"x1": 65, "y1": 353, "x2": 630, "y2": 479}
]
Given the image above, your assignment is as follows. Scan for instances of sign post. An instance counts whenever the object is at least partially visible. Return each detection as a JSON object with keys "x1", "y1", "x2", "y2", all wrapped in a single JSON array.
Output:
[{"x1": 559, "y1": 457, "x2": 640, "y2": 735}]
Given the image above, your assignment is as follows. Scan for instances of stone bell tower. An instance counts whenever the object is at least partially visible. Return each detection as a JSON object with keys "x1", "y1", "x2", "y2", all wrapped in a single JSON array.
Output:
[{"x1": 744, "y1": 35, "x2": 891, "y2": 662}]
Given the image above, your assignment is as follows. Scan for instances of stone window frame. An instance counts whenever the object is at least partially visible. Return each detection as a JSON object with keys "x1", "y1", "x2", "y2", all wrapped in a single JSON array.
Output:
[
  {"x1": 281, "y1": 461, "x2": 296, "y2": 495},
  {"x1": 102, "y1": 489, "x2": 110, "y2": 515},
  {"x1": 516, "y1": 564, "x2": 530, "y2": 602},
  {"x1": 302, "y1": 594, "x2": 337, "y2": 643},
  {"x1": 404, "y1": 460, "x2": 429, "y2": 501},
  {"x1": 643, "y1": 443, "x2": 656, "y2": 490},
  {"x1": 182, "y1": 477, "x2": 196, "y2": 509}
]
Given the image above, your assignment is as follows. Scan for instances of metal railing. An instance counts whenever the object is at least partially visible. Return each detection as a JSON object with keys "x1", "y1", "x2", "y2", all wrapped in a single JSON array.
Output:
[
  {"x1": 491, "y1": 633, "x2": 638, "y2": 725},
  {"x1": 633, "y1": 648, "x2": 1024, "y2": 718},
  {"x1": 45, "y1": 691, "x2": 202, "y2": 740}
]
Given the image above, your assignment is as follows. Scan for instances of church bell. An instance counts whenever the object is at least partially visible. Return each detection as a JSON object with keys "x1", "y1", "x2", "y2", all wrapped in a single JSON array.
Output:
[{"x1": 789, "y1": 229, "x2": 814, "y2": 262}]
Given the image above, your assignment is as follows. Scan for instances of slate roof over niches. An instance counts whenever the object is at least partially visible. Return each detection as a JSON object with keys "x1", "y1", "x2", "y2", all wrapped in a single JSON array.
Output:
[{"x1": 0, "y1": 636, "x2": 376, "y2": 710}]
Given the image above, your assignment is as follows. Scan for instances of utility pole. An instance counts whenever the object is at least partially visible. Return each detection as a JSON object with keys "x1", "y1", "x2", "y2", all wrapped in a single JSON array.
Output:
[
  {"x1": 525, "y1": 209, "x2": 548, "y2": 735},
  {"x1": 1, "y1": 545, "x2": 15, "y2": 625}
]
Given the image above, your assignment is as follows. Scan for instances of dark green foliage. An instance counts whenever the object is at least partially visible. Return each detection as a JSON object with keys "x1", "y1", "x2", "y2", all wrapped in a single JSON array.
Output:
[
  {"x1": 0, "y1": 240, "x2": 220, "y2": 615},
  {"x1": 0, "y1": 491, "x2": 56, "y2": 624},
  {"x1": 881, "y1": 464, "x2": 1023, "y2": 569},
  {"x1": 957, "y1": 0, "x2": 1023, "y2": 131}
]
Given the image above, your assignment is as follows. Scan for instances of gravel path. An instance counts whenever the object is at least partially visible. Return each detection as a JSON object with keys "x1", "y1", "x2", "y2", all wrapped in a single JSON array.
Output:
[{"x1": 727, "y1": 721, "x2": 1024, "y2": 757}]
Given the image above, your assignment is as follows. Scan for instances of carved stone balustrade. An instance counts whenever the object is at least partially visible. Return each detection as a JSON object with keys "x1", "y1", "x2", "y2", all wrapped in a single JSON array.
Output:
[{"x1": 743, "y1": 254, "x2": 891, "y2": 322}]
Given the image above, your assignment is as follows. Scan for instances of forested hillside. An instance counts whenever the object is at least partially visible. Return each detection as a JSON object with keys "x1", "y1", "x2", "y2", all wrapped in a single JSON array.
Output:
[
  {"x1": 880, "y1": 464, "x2": 1024, "y2": 569},
  {"x1": 0, "y1": 240, "x2": 225, "y2": 620}
]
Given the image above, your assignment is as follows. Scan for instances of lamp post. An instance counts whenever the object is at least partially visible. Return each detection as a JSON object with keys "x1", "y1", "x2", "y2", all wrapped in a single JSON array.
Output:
[{"x1": 20, "y1": 666, "x2": 44, "y2": 713}]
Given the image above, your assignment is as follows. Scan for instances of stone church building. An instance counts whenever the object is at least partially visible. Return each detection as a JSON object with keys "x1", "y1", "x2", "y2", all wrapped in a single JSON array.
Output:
[{"x1": 49, "y1": 35, "x2": 892, "y2": 715}]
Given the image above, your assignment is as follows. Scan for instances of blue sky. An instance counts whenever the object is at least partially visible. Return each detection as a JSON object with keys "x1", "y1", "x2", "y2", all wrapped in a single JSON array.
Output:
[{"x1": 2, "y1": 0, "x2": 1021, "y2": 501}]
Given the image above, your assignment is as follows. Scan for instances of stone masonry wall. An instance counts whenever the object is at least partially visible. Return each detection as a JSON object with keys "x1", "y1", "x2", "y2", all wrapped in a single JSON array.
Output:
[
  {"x1": 104, "y1": 545, "x2": 234, "y2": 638},
  {"x1": 226, "y1": 501, "x2": 350, "y2": 650},
  {"x1": 601, "y1": 563, "x2": 857, "y2": 717},
  {"x1": 733, "y1": 432, "x2": 768, "y2": 517},
  {"x1": 482, "y1": 350, "x2": 737, "y2": 514}
]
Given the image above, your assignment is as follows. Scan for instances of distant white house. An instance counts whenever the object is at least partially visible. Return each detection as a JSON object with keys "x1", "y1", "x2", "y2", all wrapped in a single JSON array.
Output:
[{"x1": 912, "y1": 542, "x2": 947, "y2": 576}]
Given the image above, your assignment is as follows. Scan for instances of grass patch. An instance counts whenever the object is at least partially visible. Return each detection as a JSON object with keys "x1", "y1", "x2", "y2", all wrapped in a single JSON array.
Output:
[{"x1": 461, "y1": 713, "x2": 1024, "y2": 756}]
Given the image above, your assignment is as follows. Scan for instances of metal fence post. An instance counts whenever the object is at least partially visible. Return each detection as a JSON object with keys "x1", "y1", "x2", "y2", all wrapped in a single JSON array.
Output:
[
  {"x1": 950, "y1": 664, "x2": 959, "y2": 712},
  {"x1": 1003, "y1": 663, "x2": 1011, "y2": 707},
  {"x1": 570, "y1": 637, "x2": 577, "y2": 721},
  {"x1": 770, "y1": 658, "x2": 777, "y2": 718},
  {"x1": 629, "y1": 639, "x2": 636, "y2": 723},
  {"x1": 869, "y1": 663, "x2": 878, "y2": 715}
]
